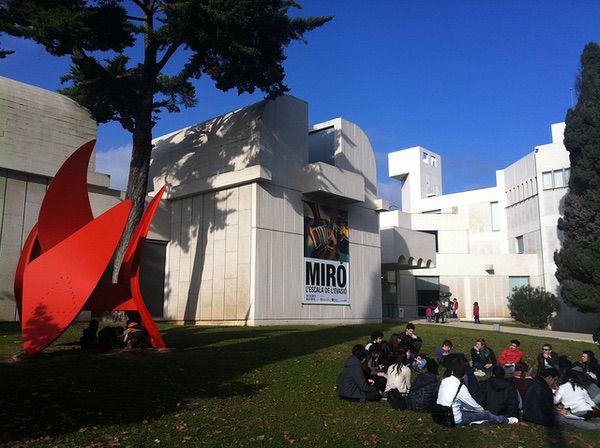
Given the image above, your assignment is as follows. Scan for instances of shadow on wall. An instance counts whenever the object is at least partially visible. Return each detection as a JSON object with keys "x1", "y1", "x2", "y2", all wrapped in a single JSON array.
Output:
[
  {"x1": 151, "y1": 102, "x2": 383, "y2": 323},
  {"x1": 150, "y1": 105, "x2": 260, "y2": 322}
]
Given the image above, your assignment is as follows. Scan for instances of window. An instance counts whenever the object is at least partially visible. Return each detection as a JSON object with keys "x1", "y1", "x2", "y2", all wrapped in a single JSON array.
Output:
[
  {"x1": 542, "y1": 172, "x2": 553, "y2": 189},
  {"x1": 422, "y1": 152, "x2": 429, "y2": 163},
  {"x1": 509, "y1": 276, "x2": 529, "y2": 295},
  {"x1": 431, "y1": 156, "x2": 437, "y2": 167},
  {"x1": 490, "y1": 201, "x2": 500, "y2": 232},
  {"x1": 421, "y1": 230, "x2": 439, "y2": 252},
  {"x1": 308, "y1": 126, "x2": 335, "y2": 164},
  {"x1": 516, "y1": 235, "x2": 524, "y2": 254},
  {"x1": 553, "y1": 170, "x2": 565, "y2": 188},
  {"x1": 542, "y1": 169, "x2": 570, "y2": 190}
]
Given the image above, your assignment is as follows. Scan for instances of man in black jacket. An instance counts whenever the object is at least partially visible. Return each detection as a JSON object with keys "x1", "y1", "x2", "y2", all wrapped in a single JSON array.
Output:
[
  {"x1": 476, "y1": 365, "x2": 518, "y2": 418},
  {"x1": 523, "y1": 368, "x2": 563, "y2": 426},
  {"x1": 398, "y1": 323, "x2": 427, "y2": 369},
  {"x1": 536, "y1": 344, "x2": 560, "y2": 377},
  {"x1": 337, "y1": 344, "x2": 381, "y2": 403}
]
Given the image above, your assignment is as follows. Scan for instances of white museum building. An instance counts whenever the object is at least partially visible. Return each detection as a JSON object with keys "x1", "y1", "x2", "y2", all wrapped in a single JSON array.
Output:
[
  {"x1": 0, "y1": 76, "x2": 598, "y2": 332},
  {"x1": 380, "y1": 122, "x2": 599, "y2": 332}
]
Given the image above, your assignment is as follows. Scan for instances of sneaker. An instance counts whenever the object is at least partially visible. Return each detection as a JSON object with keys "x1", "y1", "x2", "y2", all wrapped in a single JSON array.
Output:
[
  {"x1": 507, "y1": 417, "x2": 519, "y2": 424},
  {"x1": 469, "y1": 420, "x2": 490, "y2": 426},
  {"x1": 474, "y1": 370, "x2": 486, "y2": 377}
]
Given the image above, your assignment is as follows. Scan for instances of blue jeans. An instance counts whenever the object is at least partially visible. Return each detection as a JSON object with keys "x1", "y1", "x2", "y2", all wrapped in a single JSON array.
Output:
[
  {"x1": 459, "y1": 410, "x2": 509, "y2": 425},
  {"x1": 503, "y1": 365, "x2": 516, "y2": 375},
  {"x1": 556, "y1": 415, "x2": 600, "y2": 430}
]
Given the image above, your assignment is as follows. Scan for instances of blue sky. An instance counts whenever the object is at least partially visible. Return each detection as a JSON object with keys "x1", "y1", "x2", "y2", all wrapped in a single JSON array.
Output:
[{"x1": 1, "y1": 1, "x2": 599, "y2": 208}]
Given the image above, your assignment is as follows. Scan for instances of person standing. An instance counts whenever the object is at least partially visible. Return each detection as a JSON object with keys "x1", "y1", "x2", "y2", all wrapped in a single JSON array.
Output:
[
  {"x1": 452, "y1": 298, "x2": 459, "y2": 318},
  {"x1": 473, "y1": 301, "x2": 480, "y2": 324},
  {"x1": 437, "y1": 301, "x2": 446, "y2": 324}
]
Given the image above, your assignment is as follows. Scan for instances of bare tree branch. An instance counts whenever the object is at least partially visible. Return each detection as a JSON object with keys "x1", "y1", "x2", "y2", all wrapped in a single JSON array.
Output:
[{"x1": 156, "y1": 41, "x2": 180, "y2": 73}]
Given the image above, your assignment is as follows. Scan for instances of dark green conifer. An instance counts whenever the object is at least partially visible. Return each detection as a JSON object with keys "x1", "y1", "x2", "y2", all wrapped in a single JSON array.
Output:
[{"x1": 555, "y1": 42, "x2": 600, "y2": 313}]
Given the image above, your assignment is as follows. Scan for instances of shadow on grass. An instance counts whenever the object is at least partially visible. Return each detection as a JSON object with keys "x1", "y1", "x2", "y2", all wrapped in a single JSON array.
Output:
[{"x1": 0, "y1": 323, "x2": 377, "y2": 444}]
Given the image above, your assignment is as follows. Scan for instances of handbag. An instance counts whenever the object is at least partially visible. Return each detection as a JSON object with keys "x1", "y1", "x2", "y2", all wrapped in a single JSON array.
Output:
[
  {"x1": 430, "y1": 382, "x2": 462, "y2": 427},
  {"x1": 387, "y1": 388, "x2": 408, "y2": 410}
]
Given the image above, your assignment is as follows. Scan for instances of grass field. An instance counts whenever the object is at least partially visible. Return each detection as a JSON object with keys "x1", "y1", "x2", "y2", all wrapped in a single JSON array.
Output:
[{"x1": 1, "y1": 322, "x2": 599, "y2": 447}]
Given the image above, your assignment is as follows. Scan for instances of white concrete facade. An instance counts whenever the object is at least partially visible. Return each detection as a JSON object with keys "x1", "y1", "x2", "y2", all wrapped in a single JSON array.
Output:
[
  {"x1": 0, "y1": 77, "x2": 123, "y2": 321},
  {"x1": 149, "y1": 96, "x2": 382, "y2": 325},
  {"x1": 381, "y1": 123, "x2": 600, "y2": 331}
]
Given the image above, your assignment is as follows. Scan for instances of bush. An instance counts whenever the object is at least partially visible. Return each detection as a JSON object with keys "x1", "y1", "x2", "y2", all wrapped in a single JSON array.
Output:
[{"x1": 508, "y1": 285, "x2": 559, "y2": 328}]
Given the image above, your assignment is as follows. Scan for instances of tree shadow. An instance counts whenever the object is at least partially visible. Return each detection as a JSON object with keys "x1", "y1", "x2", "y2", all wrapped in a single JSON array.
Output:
[{"x1": 0, "y1": 323, "x2": 378, "y2": 444}]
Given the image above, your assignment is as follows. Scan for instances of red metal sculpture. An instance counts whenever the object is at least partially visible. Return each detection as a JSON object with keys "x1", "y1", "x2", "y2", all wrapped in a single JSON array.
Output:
[{"x1": 14, "y1": 140, "x2": 167, "y2": 355}]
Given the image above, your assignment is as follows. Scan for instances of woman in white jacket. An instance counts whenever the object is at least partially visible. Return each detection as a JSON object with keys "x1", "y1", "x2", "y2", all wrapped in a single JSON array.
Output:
[
  {"x1": 385, "y1": 352, "x2": 411, "y2": 393},
  {"x1": 554, "y1": 370, "x2": 599, "y2": 417}
]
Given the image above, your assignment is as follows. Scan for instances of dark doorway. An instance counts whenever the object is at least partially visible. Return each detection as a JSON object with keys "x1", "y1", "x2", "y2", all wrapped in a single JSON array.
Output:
[{"x1": 139, "y1": 239, "x2": 167, "y2": 318}]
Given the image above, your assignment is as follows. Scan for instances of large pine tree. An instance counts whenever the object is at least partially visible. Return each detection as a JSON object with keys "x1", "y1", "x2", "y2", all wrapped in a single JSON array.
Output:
[
  {"x1": 0, "y1": 1, "x2": 330, "y2": 277},
  {"x1": 555, "y1": 42, "x2": 600, "y2": 313}
]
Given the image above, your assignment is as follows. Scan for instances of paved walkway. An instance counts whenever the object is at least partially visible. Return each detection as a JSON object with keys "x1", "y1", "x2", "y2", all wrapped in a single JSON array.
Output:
[{"x1": 411, "y1": 318, "x2": 595, "y2": 343}]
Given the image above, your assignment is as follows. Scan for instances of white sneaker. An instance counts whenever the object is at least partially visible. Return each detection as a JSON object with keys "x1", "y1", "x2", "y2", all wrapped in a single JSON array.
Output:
[
  {"x1": 474, "y1": 370, "x2": 486, "y2": 377},
  {"x1": 469, "y1": 420, "x2": 490, "y2": 426},
  {"x1": 507, "y1": 417, "x2": 519, "y2": 424}
]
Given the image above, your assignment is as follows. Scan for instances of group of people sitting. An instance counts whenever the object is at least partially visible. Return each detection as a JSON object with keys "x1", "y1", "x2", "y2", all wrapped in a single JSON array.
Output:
[
  {"x1": 80, "y1": 317, "x2": 150, "y2": 350},
  {"x1": 337, "y1": 324, "x2": 600, "y2": 429}
]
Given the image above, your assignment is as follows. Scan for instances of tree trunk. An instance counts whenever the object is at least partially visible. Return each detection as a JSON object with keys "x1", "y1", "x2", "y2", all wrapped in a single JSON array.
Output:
[
  {"x1": 111, "y1": 119, "x2": 154, "y2": 282},
  {"x1": 111, "y1": 1, "x2": 157, "y2": 283}
]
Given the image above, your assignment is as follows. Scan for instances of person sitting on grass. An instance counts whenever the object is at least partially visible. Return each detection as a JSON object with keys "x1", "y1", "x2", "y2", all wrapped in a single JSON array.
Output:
[
  {"x1": 523, "y1": 367, "x2": 600, "y2": 430},
  {"x1": 436, "y1": 364, "x2": 518, "y2": 426},
  {"x1": 365, "y1": 330, "x2": 384, "y2": 351},
  {"x1": 435, "y1": 339, "x2": 453, "y2": 367},
  {"x1": 512, "y1": 361, "x2": 534, "y2": 406},
  {"x1": 471, "y1": 339, "x2": 493, "y2": 374},
  {"x1": 443, "y1": 354, "x2": 479, "y2": 398},
  {"x1": 398, "y1": 323, "x2": 427, "y2": 370},
  {"x1": 497, "y1": 339, "x2": 523, "y2": 375},
  {"x1": 337, "y1": 344, "x2": 381, "y2": 403},
  {"x1": 80, "y1": 319, "x2": 99, "y2": 349},
  {"x1": 406, "y1": 359, "x2": 440, "y2": 412},
  {"x1": 553, "y1": 370, "x2": 600, "y2": 419},
  {"x1": 123, "y1": 321, "x2": 149, "y2": 348},
  {"x1": 385, "y1": 351, "x2": 411, "y2": 395},
  {"x1": 536, "y1": 343, "x2": 560, "y2": 377},
  {"x1": 381, "y1": 333, "x2": 401, "y2": 366},
  {"x1": 476, "y1": 365, "x2": 519, "y2": 418},
  {"x1": 572, "y1": 350, "x2": 600, "y2": 405},
  {"x1": 366, "y1": 343, "x2": 387, "y2": 393}
]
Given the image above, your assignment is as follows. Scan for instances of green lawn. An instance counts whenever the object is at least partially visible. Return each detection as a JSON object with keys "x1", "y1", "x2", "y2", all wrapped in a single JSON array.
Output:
[{"x1": 1, "y1": 322, "x2": 599, "y2": 447}]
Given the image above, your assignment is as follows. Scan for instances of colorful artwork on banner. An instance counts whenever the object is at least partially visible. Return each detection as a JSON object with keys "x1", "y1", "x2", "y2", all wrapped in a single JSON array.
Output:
[{"x1": 303, "y1": 201, "x2": 349, "y2": 304}]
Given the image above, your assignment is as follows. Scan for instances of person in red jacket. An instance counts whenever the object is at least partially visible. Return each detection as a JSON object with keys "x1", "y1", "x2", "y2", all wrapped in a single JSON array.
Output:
[{"x1": 498, "y1": 339, "x2": 523, "y2": 374}]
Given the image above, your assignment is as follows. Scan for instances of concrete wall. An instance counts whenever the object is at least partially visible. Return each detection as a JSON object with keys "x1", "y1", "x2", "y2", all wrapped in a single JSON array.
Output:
[
  {"x1": 0, "y1": 77, "x2": 127, "y2": 322},
  {"x1": 383, "y1": 122, "x2": 600, "y2": 330},
  {"x1": 151, "y1": 96, "x2": 382, "y2": 325}
]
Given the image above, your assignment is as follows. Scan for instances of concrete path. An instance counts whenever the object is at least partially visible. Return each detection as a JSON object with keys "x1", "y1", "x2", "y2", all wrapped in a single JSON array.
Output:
[{"x1": 411, "y1": 318, "x2": 596, "y2": 344}]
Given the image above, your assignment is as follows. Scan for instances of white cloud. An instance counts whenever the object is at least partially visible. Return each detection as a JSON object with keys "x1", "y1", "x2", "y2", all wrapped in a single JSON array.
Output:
[
  {"x1": 95, "y1": 144, "x2": 132, "y2": 191},
  {"x1": 377, "y1": 180, "x2": 402, "y2": 209}
]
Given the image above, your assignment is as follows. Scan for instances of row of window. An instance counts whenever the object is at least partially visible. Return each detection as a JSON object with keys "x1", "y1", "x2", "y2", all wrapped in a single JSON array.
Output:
[
  {"x1": 542, "y1": 168, "x2": 570, "y2": 190},
  {"x1": 422, "y1": 151, "x2": 438, "y2": 167},
  {"x1": 506, "y1": 178, "x2": 537, "y2": 206}
]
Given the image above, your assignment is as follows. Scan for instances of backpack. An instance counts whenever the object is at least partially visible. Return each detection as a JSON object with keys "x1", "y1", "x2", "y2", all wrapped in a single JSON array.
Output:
[{"x1": 387, "y1": 388, "x2": 408, "y2": 410}]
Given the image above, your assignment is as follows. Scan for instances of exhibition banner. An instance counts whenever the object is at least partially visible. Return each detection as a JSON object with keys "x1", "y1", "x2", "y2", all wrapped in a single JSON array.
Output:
[{"x1": 303, "y1": 201, "x2": 349, "y2": 304}]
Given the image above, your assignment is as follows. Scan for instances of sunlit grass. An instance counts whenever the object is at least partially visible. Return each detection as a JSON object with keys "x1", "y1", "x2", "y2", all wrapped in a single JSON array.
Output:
[{"x1": 0, "y1": 322, "x2": 598, "y2": 447}]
